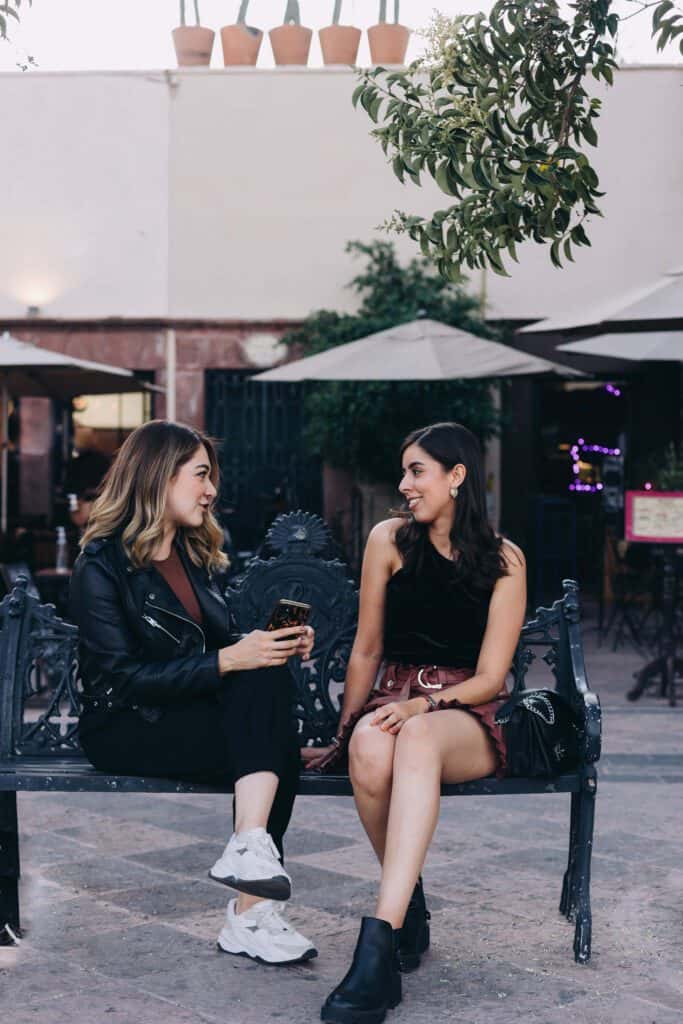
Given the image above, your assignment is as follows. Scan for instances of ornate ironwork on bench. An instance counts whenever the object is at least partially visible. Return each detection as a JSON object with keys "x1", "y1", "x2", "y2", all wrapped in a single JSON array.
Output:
[{"x1": 0, "y1": 510, "x2": 601, "y2": 964}]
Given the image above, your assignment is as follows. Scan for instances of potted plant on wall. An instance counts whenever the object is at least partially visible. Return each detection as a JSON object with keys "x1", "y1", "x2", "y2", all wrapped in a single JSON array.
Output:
[
  {"x1": 319, "y1": 2, "x2": 361, "y2": 66},
  {"x1": 220, "y1": 1, "x2": 263, "y2": 66},
  {"x1": 269, "y1": 1, "x2": 312, "y2": 66},
  {"x1": 172, "y1": 0, "x2": 215, "y2": 66},
  {"x1": 367, "y1": 0, "x2": 410, "y2": 65}
]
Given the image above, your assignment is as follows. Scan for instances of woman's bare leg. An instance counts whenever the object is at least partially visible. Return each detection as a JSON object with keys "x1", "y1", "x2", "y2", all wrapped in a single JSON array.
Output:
[
  {"x1": 233, "y1": 771, "x2": 279, "y2": 914},
  {"x1": 376, "y1": 710, "x2": 496, "y2": 928},
  {"x1": 348, "y1": 712, "x2": 397, "y2": 863},
  {"x1": 234, "y1": 770, "x2": 279, "y2": 833}
]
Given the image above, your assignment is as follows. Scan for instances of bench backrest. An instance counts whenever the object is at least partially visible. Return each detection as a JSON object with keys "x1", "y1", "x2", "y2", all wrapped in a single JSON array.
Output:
[{"x1": 0, "y1": 511, "x2": 591, "y2": 760}]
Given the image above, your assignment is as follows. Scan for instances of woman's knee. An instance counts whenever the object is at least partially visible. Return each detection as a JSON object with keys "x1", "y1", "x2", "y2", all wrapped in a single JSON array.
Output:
[
  {"x1": 349, "y1": 726, "x2": 394, "y2": 791},
  {"x1": 394, "y1": 714, "x2": 441, "y2": 767}
]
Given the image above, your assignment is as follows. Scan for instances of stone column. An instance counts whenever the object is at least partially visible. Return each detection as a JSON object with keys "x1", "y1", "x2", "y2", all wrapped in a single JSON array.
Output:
[{"x1": 19, "y1": 398, "x2": 55, "y2": 520}]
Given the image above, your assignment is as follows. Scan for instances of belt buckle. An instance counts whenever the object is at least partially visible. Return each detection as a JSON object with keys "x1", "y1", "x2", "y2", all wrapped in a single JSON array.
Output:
[{"x1": 417, "y1": 665, "x2": 441, "y2": 690}]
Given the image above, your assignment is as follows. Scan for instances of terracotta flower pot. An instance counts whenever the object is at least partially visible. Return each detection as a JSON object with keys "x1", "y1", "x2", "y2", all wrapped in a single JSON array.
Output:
[
  {"x1": 319, "y1": 24, "x2": 361, "y2": 66},
  {"x1": 367, "y1": 23, "x2": 410, "y2": 65},
  {"x1": 172, "y1": 26, "x2": 215, "y2": 67},
  {"x1": 269, "y1": 24, "x2": 313, "y2": 66},
  {"x1": 220, "y1": 24, "x2": 263, "y2": 66}
]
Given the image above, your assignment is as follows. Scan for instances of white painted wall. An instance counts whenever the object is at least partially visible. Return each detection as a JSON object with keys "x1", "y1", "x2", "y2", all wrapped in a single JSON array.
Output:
[
  {"x1": 0, "y1": 66, "x2": 681, "y2": 322},
  {"x1": 0, "y1": 71, "x2": 169, "y2": 319},
  {"x1": 167, "y1": 68, "x2": 446, "y2": 318}
]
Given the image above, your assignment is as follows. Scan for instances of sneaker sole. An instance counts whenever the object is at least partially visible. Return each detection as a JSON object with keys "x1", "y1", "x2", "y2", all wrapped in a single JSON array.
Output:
[
  {"x1": 208, "y1": 871, "x2": 291, "y2": 901},
  {"x1": 216, "y1": 940, "x2": 318, "y2": 966}
]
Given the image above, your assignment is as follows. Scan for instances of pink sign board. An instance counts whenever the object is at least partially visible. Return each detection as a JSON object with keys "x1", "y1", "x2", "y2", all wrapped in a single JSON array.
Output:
[{"x1": 625, "y1": 491, "x2": 683, "y2": 544}]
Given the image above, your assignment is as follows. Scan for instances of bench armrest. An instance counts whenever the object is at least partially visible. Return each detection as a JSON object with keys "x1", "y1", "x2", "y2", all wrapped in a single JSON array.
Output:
[
  {"x1": 578, "y1": 690, "x2": 602, "y2": 764},
  {"x1": 562, "y1": 581, "x2": 602, "y2": 764}
]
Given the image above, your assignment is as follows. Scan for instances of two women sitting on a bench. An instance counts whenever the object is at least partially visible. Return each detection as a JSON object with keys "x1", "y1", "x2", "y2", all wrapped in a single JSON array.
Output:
[{"x1": 70, "y1": 419, "x2": 525, "y2": 1024}]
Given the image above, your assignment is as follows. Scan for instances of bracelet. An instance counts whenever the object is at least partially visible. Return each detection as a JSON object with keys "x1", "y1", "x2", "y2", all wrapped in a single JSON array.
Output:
[
  {"x1": 330, "y1": 736, "x2": 341, "y2": 747},
  {"x1": 421, "y1": 694, "x2": 438, "y2": 712}
]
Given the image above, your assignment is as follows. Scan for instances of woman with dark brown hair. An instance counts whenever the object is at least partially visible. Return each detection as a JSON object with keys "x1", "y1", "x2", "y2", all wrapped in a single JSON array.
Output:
[
  {"x1": 306, "y1": 422, "x2": 526, "y2": 1024},
  {"x1": 70, "y1": 420, "x2": 316, "y2": 965}
]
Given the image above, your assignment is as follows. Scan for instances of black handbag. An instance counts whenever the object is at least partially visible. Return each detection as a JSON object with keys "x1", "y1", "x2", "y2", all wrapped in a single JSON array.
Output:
[{"x1": 495, "y1": 689, "x2": 583, "y2": 777}]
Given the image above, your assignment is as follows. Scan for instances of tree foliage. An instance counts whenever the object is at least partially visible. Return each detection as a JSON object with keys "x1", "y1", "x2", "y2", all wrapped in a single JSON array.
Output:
[
  {"x1": 0, "y1": 0, "x2": 30, "y2": 39},
  {"x1": 353, "y1": 1, "x2": 683, "y2": 280},
  {"x1": 281, "y1": 241, "x2": 503, "y2": 483}
]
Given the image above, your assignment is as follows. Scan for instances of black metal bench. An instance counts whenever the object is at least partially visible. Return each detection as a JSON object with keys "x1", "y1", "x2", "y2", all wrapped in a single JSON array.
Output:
[{"x1": 0, "y1": 511, "x2": 601, "y2": 962}]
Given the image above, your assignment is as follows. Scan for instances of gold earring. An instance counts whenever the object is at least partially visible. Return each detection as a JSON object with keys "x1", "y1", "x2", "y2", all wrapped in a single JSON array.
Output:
[{"x1": 449, "y1": 484, "x2": 459, "y2": 499}]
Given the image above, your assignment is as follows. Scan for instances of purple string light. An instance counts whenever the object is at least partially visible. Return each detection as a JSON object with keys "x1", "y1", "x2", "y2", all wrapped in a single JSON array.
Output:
[
  {"x1": 605, "y1": 383, "x2": 622, "y2": 397},
  {"x1": 568, "y1": 438, "x2": 620, "y2": 494}
]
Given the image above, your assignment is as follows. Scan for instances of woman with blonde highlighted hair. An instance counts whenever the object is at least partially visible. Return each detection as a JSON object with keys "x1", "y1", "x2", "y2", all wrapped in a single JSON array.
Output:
[{"x1": 70, "y1": 420, "x2": 317, "y2": 965}]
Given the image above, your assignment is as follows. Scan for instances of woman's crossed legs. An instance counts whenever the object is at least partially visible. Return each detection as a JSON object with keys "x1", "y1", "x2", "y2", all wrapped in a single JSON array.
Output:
[{"x1": 349, "y1": 707, "x2": 497, "y2": 929}]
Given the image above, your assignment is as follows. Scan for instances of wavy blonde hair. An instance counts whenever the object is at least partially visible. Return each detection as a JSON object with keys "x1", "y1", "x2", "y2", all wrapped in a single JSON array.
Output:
[{"x1": 81, "y1": 420, "x2": 229, "y2": 574}]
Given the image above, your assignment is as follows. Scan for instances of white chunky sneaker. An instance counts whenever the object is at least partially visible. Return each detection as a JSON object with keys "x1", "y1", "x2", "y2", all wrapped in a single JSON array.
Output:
[
  {"x1": 209, "y1": 827, "x2": 291, "y2": 901},
  {"x1": 217, "y1": 898, "x2": 317, "y2": 965}
]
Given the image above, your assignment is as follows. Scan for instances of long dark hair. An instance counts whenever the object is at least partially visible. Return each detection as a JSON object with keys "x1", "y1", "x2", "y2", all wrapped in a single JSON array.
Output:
[{"x1": 395, "y1": 422, "x2": 506, "y2": 594}]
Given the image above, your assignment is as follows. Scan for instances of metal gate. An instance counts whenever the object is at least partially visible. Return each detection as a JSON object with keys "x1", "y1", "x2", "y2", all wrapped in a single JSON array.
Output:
[{"x1": 205, "y1": 371, "x2": 322, "y2": 551}]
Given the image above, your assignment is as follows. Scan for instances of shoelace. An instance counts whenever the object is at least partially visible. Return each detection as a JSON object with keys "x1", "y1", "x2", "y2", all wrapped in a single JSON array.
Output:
[
  {"x1": 249, "y1": 830, "x2": 282, "y2": 864},
  {"x1": 249, "y1": 902, "x2": 292, "y2": 934}
]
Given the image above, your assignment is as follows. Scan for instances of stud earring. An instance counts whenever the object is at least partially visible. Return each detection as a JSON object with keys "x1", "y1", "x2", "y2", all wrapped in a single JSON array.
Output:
[{"x1": 449, "y1": 484, "x2": 459, "y2": 499}]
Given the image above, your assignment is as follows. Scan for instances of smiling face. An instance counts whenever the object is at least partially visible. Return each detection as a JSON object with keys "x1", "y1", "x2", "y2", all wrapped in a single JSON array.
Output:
[
  {"x1": 399, "y1": 442, "x2": 466, "y2": 526},
  {"x1": 165, "y1": 444, "x2": 217, "y2": 530}
]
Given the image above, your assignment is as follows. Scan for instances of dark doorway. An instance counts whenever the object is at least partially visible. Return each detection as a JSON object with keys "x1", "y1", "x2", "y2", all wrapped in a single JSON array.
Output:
[
  {"x1": 536, "y1": 379, "x2": 628, "y2": 597},
  {"x1": 205, "y1": 371, "x2": 322, "y2": 552}
]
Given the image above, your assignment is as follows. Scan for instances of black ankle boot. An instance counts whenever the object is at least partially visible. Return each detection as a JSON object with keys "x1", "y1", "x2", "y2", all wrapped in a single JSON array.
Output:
[
  {"x1": 321, "y1": 916, "x2": 401, "y2": 1024},
  {"x1": 397, "y1": 877, "x2": 430, "y2": 973}
]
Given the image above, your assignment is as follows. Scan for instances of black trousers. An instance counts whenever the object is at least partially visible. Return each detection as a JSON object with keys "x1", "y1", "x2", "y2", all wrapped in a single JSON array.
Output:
[{"x1": 79, "y1": 666, "x2": 300, "y2": 859}]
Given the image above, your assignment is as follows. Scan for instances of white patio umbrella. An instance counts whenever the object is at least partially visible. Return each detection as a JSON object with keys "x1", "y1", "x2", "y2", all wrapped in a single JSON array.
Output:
[
  {"x1": 0, "y1": 331, "x2": 161, "y2": 534},
  {"x1": 519, "y1": 265, "x2": 683, "y2": 335},
  {"x1": 252, "y1": 318, "x2": 584, "y2": 382},
  {"x1": 557, "y1": 331, "x2": 683, "y2": 361}
]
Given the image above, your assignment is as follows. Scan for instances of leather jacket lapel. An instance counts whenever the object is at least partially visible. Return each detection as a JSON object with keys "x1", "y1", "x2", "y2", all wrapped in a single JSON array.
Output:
[
  {"x1": 106, "y1": 533, "x2": 231, "y2": 644},
  {"x1": 176, "y1": 540, "x2": 231, "y2": 640}
]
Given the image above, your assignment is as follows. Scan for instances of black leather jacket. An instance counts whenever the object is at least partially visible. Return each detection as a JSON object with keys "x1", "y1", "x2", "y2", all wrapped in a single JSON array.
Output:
[{"x1": 69, "y1": 534, "x2": 235, "y2": 712}]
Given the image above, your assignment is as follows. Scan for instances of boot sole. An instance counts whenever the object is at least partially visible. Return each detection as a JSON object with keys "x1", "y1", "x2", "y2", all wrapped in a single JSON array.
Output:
[
  {"x1": 208, "y1": 871, "x2": 291, "y2": 901},
  {"x1": 217, "y1": 941, "x2": 317, "y2": 966},
  {"x1": 321, "y1": 987, "x2": 401, "y2": 1024},
  {"x1": 320, "y1": 1003, "x2": 399, "y2": 1024}
]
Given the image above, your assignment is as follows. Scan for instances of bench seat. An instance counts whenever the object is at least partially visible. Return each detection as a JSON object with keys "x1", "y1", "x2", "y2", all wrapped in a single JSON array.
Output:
[{"x1": 0, "y1": 758, "x2": 585, "y2": 796}]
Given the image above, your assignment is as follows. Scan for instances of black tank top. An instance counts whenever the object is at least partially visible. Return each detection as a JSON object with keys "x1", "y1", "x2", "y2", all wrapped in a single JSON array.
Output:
[{"x1": 383, "y1": 539, "x2": 493, "y2": 669}]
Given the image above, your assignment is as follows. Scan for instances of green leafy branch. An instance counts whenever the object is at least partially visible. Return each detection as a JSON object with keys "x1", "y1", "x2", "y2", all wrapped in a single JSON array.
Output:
[
  {"x1": 0, "y1": 0, "x2": 30, "y2": 39},
  {"x1": 353, "y1": 1, "x2": 682, "y2": 280},
  {"x1": 624, "y1": 0, "x2": 683, "y2": 50}
]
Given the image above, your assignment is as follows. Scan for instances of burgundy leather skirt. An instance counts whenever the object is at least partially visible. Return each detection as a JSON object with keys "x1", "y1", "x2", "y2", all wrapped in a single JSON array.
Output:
[{"x1": 362, "y1": 662, "x2": 508, "y2": 779}]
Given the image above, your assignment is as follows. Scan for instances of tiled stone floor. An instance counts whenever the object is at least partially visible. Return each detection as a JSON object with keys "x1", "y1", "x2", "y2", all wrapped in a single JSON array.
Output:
[{"x1": 1, "y1": 623, "x2": 682, "y2": 1024}]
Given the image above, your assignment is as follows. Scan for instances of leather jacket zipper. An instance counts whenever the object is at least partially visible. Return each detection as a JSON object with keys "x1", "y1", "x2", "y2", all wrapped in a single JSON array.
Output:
[
  {"x1": 145, "y1": 602, "x2": 206, "y2": 654},
  {"x1": 142, "y1": 614, "x2": 181, "y2": 645}
]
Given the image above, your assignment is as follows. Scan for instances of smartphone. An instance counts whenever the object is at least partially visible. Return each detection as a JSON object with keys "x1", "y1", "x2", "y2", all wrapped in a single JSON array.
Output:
[{"x1": 266, "y1": 598, "x2": 312, "y2": 639}]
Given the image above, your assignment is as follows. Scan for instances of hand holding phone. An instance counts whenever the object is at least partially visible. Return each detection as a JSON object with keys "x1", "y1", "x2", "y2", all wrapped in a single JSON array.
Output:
[
  {"x1": 266, "y1": 599, "x2": 312, "y2": 639},
  {"x1": 218, "y1": 600, "x2": 314, "y2": 676}
]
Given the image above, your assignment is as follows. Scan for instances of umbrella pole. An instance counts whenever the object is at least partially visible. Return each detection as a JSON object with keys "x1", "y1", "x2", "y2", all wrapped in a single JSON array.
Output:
[{"x1": 1, "y1": 381, "x2": 8, "y2": 537}]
